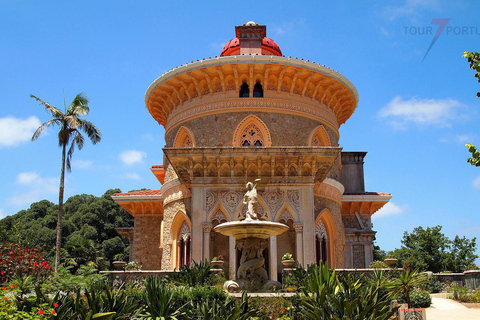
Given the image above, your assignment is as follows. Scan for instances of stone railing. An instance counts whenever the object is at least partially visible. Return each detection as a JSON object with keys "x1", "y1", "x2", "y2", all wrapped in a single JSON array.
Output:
[{"x1": 100, "y1": 270, "x2": 175, "y2": 286}]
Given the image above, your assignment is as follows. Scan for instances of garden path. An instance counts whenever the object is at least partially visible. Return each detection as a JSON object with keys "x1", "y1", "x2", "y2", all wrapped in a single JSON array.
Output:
[{"x1": 426, "y1": 293, "x2": 480, "y2": 320}]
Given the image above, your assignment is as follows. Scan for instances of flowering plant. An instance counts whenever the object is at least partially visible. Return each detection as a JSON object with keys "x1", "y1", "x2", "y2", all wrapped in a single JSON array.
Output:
[
  {"x1": 212, "y1": 255, "x2": 224, "y2": 262},
  {"x1": 464, "y1": 263, "x2": 479, "y2": 271},
  {"x1": 0, "y1": 242, "x2": 51, "y2": 283},
  {"x1": 125, "y1": 261, "x2": 142, "y2": 270}
]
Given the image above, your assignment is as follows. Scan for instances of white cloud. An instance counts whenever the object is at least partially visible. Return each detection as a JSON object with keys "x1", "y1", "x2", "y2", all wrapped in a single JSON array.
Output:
[
  {"x1": 456, "y1": 135, "x2": 473, "y2": 143},
  {"x1": 119, "y1": 150, "x2": 146, "y2": 165},
  {"x1": 72, "y1": 159, "x2": 93, "y2": 169},
  {"x1": 16, "y1": 171, "x2": 40, "y2": 185},
  {"x1": 0, "y1": 116, "x2": 41, "y2": 147},
  {"x1": 141, "y1": 133, "x2": 155, "y2": 142},
  {"x1": 0, "y1": 208, "x2": 5, "y2": 219},
  {"x1": 9, "y1": 172, "x2": 58, "y2": 206},
  {"x1": 381, "y1": 0, "x2": 440, "y2": 21},
  {"x1": 373, "y1": 202, "x2": 407, "y2": 218},
  {"x1": 120, "y1": 173, "x2": 141, "y2": 180},
  {"x1": 473, "y1": 176, "x2": 480, "y2": 189},
  {"x1": 379, "y1": 96, "x2": 463, "y2": 129}
]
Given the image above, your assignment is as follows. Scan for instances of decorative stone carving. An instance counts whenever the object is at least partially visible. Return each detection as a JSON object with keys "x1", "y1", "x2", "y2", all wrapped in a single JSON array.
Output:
[
  {"x1": 205, "y1": 191, "x2": 218, "y2": 213},
  {"x1": 221, "y1": 191, "x2": 243, "y2": 215},
  {"x1": 287, "y1": 190, "x2": 300, "y2": 213},
  {"x1": 211, "y1": 210, "x2": 227, "y2": 224},
  {"x1": 166, "y1": 98, "x2": 338, "y2": 135},
  {"x1": 263, "y1": 190, "x2": 285, "y2": 216},
  {"x1": 314, "y1": 181, "x2": 342, "y2": 203},
  {"x1": 278, "y1": 210, "x2": 294, "y2": 223},
  {"x1": 202, "y1": 223, "x2": 213, "y2": 233},
  {"x1": 293, "y1": 223, "x2": 303, "y2": 233},
  {"x1": 316, "y1": 220, "x2": 327, "y2": 239},
  {"x1": 163, "y1": 184, "x2": 191, "y2": 206}
]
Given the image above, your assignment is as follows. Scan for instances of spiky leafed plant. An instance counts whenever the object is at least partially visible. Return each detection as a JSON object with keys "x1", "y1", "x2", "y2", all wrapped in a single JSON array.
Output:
[
  {"x1": 387, "y1": 269, "x2": 428, "y2": 309},
  {"x1": 31, "y1": 93, "x2": 101, "y2": 271}
]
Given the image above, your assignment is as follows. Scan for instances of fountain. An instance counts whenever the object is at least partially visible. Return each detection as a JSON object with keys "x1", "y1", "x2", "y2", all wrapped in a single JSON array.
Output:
[{"x1": 214, "y1": 179, "x2": 289, "y2": 292}]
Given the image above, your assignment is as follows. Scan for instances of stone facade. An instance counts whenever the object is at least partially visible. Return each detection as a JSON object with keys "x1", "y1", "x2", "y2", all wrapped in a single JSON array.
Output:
[{"x1": 112, "y1": 22, "x2": 391, "y2": 273}]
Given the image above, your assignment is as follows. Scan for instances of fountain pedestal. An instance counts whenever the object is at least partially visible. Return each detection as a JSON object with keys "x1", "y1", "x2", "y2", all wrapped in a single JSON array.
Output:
[{"x1": 214, "y1": 218, "x2": 289, "y2": 292}]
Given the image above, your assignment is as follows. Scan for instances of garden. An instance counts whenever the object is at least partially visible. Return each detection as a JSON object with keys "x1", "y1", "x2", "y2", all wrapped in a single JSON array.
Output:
[{"x1": 6, "y1": 241, "x2": 479, "y2": 320}]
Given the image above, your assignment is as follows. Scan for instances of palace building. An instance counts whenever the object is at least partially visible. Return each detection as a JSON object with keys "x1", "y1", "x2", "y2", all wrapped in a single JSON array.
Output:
[{"x1": 112, "y1": 22, "x2": 391, "y2": 279}]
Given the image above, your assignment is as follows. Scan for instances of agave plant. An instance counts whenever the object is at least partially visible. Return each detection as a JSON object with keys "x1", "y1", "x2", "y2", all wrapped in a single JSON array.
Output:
[
  {"x1": 184, "y1": 291, "x2": 256, "y2": 320},
  {"x1": 171, "y1": 260, "x2": 212, "y2": 287},
  {"x1": 299, "y1": 263, "x2": 397, "y2": 320},
  {"x1": 139, "y1": 276, "x2": 183, "y2": 319}
]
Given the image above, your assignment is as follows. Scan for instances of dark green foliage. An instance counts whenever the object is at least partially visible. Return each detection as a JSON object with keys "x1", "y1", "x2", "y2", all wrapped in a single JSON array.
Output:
[
  {"x1": 184, "y1": 291, "x2": 256, "y2": 320},
  {"x1": 0, "y1": 189, "x2": 133, "y2": 270},
  {"x1": 466, "y1": 143, "x2": 480, "y2": 167},
  {"x1": 419, "y1": 275, "x2": 443, "y2": 293},
  {"x1": 298, "y1": 264, "x2": 397, "y2": 320},
  {"x1": 140, "y1": 276, "x2": 183, "y2": 319},
  {"x1": 389, "y1": 225, "x2": 477, "y2": 273},
  {"x1": 464, "y1": 51, "x2": 480, "y2": 98},
  {"x1": 170, "y1": 260, "x2": 213, "y2": 287},
  {"x1": 395, "y1": 290, "x2": 431, "y2": 308}
]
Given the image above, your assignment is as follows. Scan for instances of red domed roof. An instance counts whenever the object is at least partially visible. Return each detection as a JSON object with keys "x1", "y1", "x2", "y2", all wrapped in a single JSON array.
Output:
[{"x1": 220, "y1": 37, "x2": 282, "y2": 57}]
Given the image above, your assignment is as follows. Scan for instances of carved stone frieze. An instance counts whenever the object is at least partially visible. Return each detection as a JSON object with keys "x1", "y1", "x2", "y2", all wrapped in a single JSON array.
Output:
[
  {"x1": 287, "y1": 190, "x2": 300, "y2": 213},
  {"x1": 263, "y1": 190, "x2": 285, "y2": 216},
  {"x1": 314, "y1": 181, "x2": 342, "y2": 203},
  {"x1": 166, "y1": 98, "x2": 338, "y2": 134},
  {"x1": 205, "y1": 191, "x2": 218, "y2": 212},
  {"x1": 163, "y1": 184, "x2": 191, "y2": 206}
]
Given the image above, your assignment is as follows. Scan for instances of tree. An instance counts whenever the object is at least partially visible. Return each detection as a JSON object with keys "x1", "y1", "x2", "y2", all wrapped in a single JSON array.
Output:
[
  {"x1": 31, "y1": 93, "x2": 101, "y2": 271},
  {"x1": 390, "y1": 225, "x2": 478, "y2": 273},
  {"x1": 463, "y1": 51, "x2": 480, "y2": 166},
  {"x1": 466, "y1": 143, "x2": 480, "y2": 167},
  {"x1": 463, "y1": 51, "x2": 480, "y2": 97},
  {"x1": 387, "y1": 269, "x2": 428, "y2": 309}
]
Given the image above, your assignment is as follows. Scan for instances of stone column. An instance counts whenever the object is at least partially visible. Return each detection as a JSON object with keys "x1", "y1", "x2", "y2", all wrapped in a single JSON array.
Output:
[
  {"x1": 269, "y1": 236, "x2": 278, "y2": 281},
  {"x1": 202, "y1": 224, "x2": 212, "y2": 261},
  {"x1": 294, "y1": 224, "x2": 304, "y2": 266},
  {"x1": 191, "y1": 186, "x2": 204, "y2": 262},
  {"x1": 302, "y1": 186, "x2": 316, "y2": 265},
  {"x1": 229, "y1": 236, "x2": 236, "y2": 280}
]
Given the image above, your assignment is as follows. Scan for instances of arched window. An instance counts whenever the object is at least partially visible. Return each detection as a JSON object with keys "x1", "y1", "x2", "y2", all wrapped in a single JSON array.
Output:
[
  {"x1": 239, "y1": 82, "x2": 249, "y2": 98},
  {"x1": 232, "y1": 115, "x2": 272, "y2": 147},
  {"x1": 253, "y1": 81, "x2": 263, "y2": 97},
  {"x1": 173, "y1": 126, "x2": 196, "y2": 147},
  {"x1": 178, "y1": 222, "x2": 191, "y2": 267},
  {"x1": 309, "y1": 125, "x2": 331, "y2": 147},
  {"x1": 241, "y1": 124, "x2": 264, "y2": 147},
  {"x1": 315, "y1": 220, "x2": 328, "y2": 265}
]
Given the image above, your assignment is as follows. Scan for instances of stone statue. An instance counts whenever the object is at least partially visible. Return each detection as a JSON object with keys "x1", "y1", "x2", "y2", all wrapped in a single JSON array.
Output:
[{"x1": 243, "y1": 179, "x2": 260, "y2": 220}]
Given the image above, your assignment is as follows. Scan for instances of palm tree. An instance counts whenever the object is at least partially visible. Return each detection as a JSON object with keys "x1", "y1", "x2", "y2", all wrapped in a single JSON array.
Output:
[
  {"x1": 31, "y1": 93, "x2": 101, "y2": 271},
  {"x1": 387, "y1": 269, "x2": 428, "y2": 309}
]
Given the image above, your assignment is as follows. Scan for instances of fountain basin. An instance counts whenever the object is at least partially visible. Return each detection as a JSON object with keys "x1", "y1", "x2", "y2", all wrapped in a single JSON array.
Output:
[{"x1": 213, "y1": 220, "x2": 289, "y2": 239}]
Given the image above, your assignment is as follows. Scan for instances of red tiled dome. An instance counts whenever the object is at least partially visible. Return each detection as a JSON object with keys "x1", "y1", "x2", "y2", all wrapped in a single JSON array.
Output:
[{"x1": 220, "y1": 37, "x2": 282, "y2": 57}]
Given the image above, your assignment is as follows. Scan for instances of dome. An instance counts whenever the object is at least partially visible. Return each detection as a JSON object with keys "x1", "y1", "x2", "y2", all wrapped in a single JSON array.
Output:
[{"x1": 220, "y1": 37, "x2": 282, "y2": 57}]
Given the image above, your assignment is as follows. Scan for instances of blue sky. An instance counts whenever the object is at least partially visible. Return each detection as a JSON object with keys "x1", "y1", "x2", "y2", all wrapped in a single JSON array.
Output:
[{"x1": 1, "y1": 0, "x2": 479, "y2": 263}]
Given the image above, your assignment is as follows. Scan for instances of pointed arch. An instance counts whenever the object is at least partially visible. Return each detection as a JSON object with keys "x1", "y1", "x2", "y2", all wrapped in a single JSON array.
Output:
[
  {"x1": 314, "y1": 208, "x2": 337, "y2": 267},
  {"x1": 308, "y1": 125, "x2": 331, "y2": 147},
  {"x1": 232, "y1": 114, "x2": 272, "y2": 147},
  {"x1": 275, "y1": 203, "x2": 299, "y2": 222},
  {"x1": 170, "y1": 210, "x2": 192, "y2": 270},
  {"x1": 208, "y1": 204, "x2": 230, "y2": 223},
  {"x1": 173, "y1": 126, "x2": 196, "y2": 147}
]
